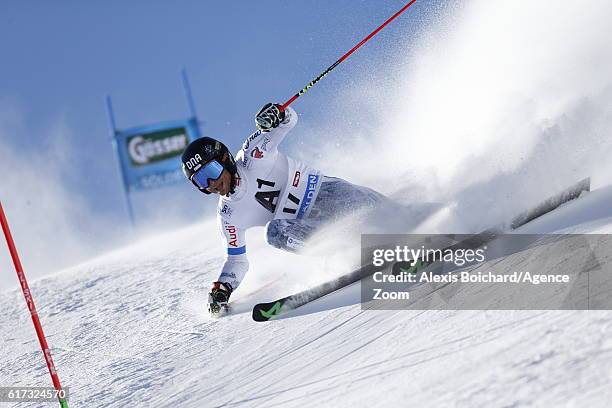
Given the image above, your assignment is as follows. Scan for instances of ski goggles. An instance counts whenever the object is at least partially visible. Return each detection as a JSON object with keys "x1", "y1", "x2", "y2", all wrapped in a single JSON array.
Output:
[{"x1": 191, "y1": 160, "x2": 224, "y2": 190}]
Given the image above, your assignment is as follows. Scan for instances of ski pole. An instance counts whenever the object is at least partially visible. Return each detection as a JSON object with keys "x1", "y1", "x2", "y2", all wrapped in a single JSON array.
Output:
[
  {"x1": 0, "y1": 202, "x2": 69, "y2": 408},
  {"x1": 280, "y1": 0, "x2": 418, "y2": 111}
]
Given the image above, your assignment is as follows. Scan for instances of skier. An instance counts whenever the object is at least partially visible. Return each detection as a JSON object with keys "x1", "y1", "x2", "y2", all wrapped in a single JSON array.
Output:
[{"x1": 182, "y1": 103, "x2": 400, "y2": 315}]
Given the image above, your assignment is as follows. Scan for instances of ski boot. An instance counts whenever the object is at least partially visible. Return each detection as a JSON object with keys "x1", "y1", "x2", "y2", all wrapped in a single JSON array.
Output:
[{"x1": 208, "y1": 281, "x2": 233, "y2": 317}]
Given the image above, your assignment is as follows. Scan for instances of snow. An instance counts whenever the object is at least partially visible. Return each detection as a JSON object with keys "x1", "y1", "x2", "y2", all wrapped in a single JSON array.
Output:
[
  {"x1": 1, "y1": 186, "x2": 612, "y2": 407},
  {"x1": 3, "y1": 0, "x2": 612, "y2": 406}
]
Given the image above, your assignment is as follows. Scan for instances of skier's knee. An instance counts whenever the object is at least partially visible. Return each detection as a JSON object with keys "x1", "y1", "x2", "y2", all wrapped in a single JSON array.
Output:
[
  {"x1": 265, "y1": 220, "x2": 305, "y2": 253},
  {"x1": 265, "y1": 220, "x2": 284, "y2": 249}
]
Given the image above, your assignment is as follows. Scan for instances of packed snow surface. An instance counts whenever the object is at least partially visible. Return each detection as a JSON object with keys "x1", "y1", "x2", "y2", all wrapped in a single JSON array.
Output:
[
  {"x1": 3, "y1": 0, "x2": 612, "y2": 406},
  {"x1": 2, "y1": 186, "x2": 612, "y2": 407}
]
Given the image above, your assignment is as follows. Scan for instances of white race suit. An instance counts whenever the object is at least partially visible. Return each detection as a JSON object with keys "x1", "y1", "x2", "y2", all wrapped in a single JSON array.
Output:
[{"x1": 216, "y1": 107, "x2": 396, "y2": 290}]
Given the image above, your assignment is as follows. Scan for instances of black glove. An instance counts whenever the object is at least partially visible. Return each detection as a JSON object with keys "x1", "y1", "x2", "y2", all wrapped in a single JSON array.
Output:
[{"x1": 255, "y1": 103, "x2": 286, "y2": 132}]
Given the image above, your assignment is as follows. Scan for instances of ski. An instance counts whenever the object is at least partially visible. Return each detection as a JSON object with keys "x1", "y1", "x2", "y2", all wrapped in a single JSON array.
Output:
[
  {"x1": 252, "y1": 263, "x2": 380, "y2": 322},
  {"x1": 252, "y1": 228, "x2": 501, "y2": 322},
  {"x1": 252, "y1": 177, "x2": 590, "y2": 322},
  {"x1": 509, "y1": 177, "x2": 590, "y2": 229}
]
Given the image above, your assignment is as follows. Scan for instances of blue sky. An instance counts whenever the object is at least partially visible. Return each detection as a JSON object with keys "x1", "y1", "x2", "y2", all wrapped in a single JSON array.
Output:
[
  {"x1": 3, "y1": 1, "x2": 611, "y2": 288},
  {"x1": 1, "y1": 0, "x2": 427, "y2": 220},
  {"x1": 0, "y1": 1, "x2": 431, "y2": 285}
]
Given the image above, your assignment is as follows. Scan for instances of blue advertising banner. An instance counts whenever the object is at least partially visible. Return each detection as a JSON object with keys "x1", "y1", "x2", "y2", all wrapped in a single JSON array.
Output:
[{"x1": 114, "y1": 118, "x2": 199, "y2": 191}]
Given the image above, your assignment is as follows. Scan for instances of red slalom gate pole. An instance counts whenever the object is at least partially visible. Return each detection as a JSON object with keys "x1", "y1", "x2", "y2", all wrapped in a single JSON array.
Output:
[
  {"x1": 280, "y1": 0, "x2": 418, "y2": 111},
  {"x1": 0, "y1": 202, "x2": 69, "y2": 408}
]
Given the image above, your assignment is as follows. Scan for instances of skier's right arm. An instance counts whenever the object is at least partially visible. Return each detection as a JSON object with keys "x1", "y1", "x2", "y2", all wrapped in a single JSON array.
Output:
[{"x1": 216, "y1": 219, "x2": 249, "y2": 291}]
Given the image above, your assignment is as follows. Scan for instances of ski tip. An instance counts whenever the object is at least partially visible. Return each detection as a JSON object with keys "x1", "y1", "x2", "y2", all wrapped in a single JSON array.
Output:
[{"x1": 252, "y1": 300, "x2": 284, "y2": 322}]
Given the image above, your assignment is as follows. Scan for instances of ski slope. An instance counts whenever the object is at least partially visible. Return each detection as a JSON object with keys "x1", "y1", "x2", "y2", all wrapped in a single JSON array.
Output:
[
  {"x1": 3, "y1": 1, "x2": 612, "y2": 406},
  {"x1": 2, "y1": 185, "x2": 612, "y2": 407}
]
